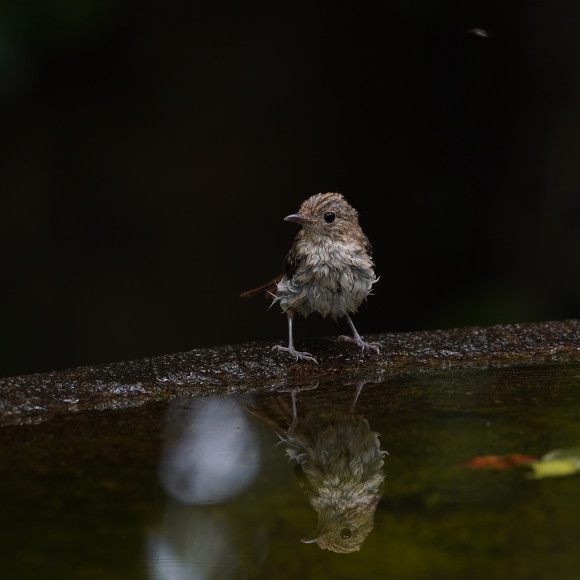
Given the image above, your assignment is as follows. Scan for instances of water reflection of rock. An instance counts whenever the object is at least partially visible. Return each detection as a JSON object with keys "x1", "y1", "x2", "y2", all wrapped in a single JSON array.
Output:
[
  {"x1": 150, "y1": 397, "x2": 264, "y2": 580},
  {"x1": 158, "y1": 397, "x2": 261, "y2": 505},
  {"x1": 249, "y1": 382, "x2": 387, "y2": 553}
]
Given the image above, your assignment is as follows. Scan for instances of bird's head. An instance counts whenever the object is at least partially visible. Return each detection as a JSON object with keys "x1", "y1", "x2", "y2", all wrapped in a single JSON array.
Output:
[
  {"x1": 300, "y1": 507, "x2": 377, "y2": 553},
  {"x1": 284, "y1": 192, "x2": 361, "y2": 241}
]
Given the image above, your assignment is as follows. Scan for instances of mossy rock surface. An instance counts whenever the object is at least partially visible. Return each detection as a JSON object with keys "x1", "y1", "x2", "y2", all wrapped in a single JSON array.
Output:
[{"x1": 0, "y1": 319, "x2": 579, "y2": 426}]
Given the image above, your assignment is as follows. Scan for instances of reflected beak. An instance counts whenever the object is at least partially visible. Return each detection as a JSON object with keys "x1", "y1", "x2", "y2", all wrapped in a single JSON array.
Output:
[{"x1": 284, "y1": 213, "x2": 315, "y2": 225}]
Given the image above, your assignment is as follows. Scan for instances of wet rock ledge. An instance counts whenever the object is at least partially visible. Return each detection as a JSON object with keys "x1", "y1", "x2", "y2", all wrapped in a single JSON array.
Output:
[{"x1": 0, "y1": 319, "x2": 579, "y2": 426}]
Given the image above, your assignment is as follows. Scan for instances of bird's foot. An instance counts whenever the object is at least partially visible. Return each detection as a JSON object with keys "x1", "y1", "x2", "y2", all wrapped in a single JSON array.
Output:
[
  {"x1": 272, "y1": 344, "x2": 318, "y2": 363},
  {"x1": 338, "y1": 335, "x2": 380, "y2": 354}
]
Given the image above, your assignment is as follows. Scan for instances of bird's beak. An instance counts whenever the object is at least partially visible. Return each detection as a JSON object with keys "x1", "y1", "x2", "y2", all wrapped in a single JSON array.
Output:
[
  {"x1": 284, "y1": 213, "x2": 315, "y2": 225},
  {"x1": 300, "y1": 533, "x2": 321, "y2": 544}
]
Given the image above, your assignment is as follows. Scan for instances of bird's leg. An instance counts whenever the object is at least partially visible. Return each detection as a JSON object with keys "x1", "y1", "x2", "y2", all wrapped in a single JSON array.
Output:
[
  {"x1": 350, "y1": 380, "x2": 365, "y2": 412},
  {"x1": 273, "y1": 309, "x2": 318, "y2": 363},
  {"x1": 342, "y1": 376, "x2": 382, "y2": 410},
  {"x1": 277, "y1": 383, "x2": 318, "y2": 425},
  {"x1": 339, "y1": 314, "x2": 380, "y2": 353}
]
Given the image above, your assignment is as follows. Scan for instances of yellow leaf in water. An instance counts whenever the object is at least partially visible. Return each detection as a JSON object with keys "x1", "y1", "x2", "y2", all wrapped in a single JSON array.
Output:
[{"x1": 528, "y1": 449, "x2": 580, "y2": 479}]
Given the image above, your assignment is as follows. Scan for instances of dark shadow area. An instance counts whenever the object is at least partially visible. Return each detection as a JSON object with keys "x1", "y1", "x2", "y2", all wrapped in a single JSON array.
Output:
[{"x1": 1, "y1": 0, "x2": 580, "y2": 375}]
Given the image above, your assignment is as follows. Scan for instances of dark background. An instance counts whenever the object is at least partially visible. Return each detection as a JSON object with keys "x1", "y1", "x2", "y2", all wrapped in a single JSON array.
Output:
[{"x1": 1, "y1": 0, "x2": 579, "y2": 377}]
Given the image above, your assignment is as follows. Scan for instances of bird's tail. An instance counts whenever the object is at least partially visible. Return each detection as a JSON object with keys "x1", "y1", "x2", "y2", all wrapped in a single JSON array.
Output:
[{"x1": 240, "y1": 274, "x2": 283, "y2": 298}]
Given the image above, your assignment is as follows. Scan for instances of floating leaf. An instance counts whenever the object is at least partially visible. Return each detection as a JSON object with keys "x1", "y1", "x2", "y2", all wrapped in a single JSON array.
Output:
[
  {"x1": 456, "y1": 454, "x2": 538, "y2": 470},
  {"x1": 528, "y1": 448, "x2": 580, "y2": 479}
]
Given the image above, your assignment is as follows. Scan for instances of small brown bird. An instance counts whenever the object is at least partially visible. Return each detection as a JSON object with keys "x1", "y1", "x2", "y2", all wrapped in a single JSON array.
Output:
[
  {"x1": 241, "y1": 192, "x2": 378, "y2": 362},
  {"x1": 247, "y1": 383, "x2": 387, "y2": 553}
]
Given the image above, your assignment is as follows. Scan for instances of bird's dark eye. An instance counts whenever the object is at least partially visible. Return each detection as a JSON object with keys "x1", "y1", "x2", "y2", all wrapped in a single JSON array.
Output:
[
  {"x1": 340, "y1": 528, "x2": 352, "y2": 539},
  {"x1": 324, "y1": 212, "x2": 335, "y2": 223}
]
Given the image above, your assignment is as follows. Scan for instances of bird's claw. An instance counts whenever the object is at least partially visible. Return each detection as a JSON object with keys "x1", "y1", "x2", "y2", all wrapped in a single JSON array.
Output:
[
  {"x1": 272, "y1": 344, "x2": 318, "y2": 363},
  {"x1": 338, "y1": 335, "x2": 380, "y2": 354}
]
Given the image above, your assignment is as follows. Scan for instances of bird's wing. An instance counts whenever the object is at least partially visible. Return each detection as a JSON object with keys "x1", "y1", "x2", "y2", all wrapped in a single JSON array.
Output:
[
  {"x1": 240, "y1": 274, "x2": 283, "y2": 298},
  {"x1": 241, "y1": 232, "x2": 302, "y2": 298},
  {"x1": 283, "y1": 240, "x2": 302, "y2": 278},
  {"x1": 362, "y1": 232, "x2": 373, "y2": 258}
]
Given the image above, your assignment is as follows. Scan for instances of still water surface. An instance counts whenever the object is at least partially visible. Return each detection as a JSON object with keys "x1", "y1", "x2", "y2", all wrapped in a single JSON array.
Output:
[{"x1": 1, "y1": 362, "x2": 580, "y2": 579}]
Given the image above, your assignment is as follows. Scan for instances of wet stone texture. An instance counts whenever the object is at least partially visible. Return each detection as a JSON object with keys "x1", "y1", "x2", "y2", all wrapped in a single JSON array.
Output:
[{"x1": 0, "y1": 320, "x2": 579, "y2": 426}]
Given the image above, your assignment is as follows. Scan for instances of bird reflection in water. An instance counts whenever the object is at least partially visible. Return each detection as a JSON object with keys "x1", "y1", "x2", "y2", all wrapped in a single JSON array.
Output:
[{"x1": 248, "y1": 380, "x2": 387, "y2": 553}]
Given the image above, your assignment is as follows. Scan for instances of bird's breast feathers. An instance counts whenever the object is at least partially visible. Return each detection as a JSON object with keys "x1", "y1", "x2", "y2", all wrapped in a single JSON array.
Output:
[{"x1": 275, "y1": 239, "x2": 377, "y2": 319}]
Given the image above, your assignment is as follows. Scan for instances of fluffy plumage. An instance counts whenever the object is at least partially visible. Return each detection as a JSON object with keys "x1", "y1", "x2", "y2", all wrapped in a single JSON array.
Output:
[
  {"x1": 242, "y1": 192, "x2": 378, "y2": 362},
  {"x1": 286, "y1": 409, "x2": 386, "y2": 553},
  {"x1": 247, "y1": 385, "x2": 386, "y2": 553}
]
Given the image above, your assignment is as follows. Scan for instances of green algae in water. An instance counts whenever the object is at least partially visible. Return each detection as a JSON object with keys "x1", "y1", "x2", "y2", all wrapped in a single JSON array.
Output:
[{"x1": 0, "y1": 362, "x2": 580, "y2": 578}]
